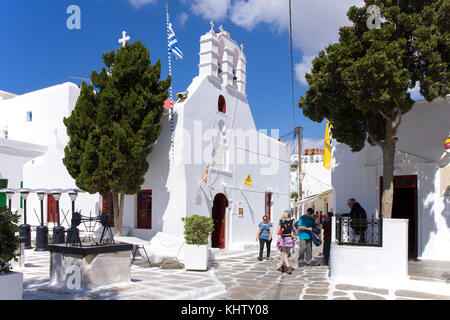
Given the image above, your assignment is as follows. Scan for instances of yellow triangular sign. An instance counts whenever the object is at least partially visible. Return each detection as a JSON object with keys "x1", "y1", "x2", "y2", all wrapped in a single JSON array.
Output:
[{"x1": 244, "y1": 172, "x2": 252, "y2": 187}]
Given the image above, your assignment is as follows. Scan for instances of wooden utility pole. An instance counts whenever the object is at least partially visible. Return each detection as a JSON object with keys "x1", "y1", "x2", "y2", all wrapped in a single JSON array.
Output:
[{"x1": 297, "y1": 126, "x2": 302, "y2": 200}]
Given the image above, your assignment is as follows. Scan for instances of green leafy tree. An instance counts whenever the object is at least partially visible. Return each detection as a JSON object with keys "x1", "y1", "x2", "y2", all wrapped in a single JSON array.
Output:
[
  {"x1": 290, "y1": 191, "x2": 299, "y2": 201},
  {"x1": 0, "y1": 207, "x2": 20, "y2": 273},
  {"x1": 63, "y1": 41, "x2": 171, "y2": 235},
  {"x1": 299, "y1": 0, "x2": 449, "y2": 218}
]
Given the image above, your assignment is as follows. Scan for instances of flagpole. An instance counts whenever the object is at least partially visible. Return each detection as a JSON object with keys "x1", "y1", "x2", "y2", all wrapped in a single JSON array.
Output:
[{"x1": 166, "y1": 3, "x2": 175, "y2": 164}]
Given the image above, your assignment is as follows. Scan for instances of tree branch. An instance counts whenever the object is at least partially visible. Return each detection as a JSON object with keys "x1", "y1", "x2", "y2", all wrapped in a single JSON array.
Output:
[
  {"x1": 369, "y1": 133, "x2": 384, "y2": 148},
  {"x1": 393, "y1": 98, "x2": 402, "y2": 129},
  {"x1": 378, "y1": 109, "x2": 391, "y2": 121}
]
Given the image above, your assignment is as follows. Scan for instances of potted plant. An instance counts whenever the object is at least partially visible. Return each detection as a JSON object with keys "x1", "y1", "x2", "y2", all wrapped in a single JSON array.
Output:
[
  {"x1": 0, "y1": 206, "x2": 23, "y2": 300},
  {"x1": 181, "y1": 215, "x2": 214, "y2": 271}
]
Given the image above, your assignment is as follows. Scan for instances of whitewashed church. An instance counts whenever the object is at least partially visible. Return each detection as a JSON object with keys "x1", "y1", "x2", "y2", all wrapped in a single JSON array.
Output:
[{"x1": 0, "y1": 27, "x2": 290, "y2": 250}]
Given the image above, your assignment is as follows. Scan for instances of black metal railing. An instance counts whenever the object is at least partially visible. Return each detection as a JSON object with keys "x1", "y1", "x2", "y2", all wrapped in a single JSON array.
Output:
[{"x1": 335, "y1": 215, "x2": 382, "y2": 247}]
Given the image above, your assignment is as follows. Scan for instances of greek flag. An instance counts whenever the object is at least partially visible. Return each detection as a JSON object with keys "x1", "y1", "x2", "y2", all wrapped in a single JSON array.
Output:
[{"x1": 167, "y1": 22, "x2": 183, "y2": 60}]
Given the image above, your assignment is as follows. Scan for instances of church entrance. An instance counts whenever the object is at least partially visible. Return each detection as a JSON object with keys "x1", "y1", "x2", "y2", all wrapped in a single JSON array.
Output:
[
  {"x1": 212, "y1": 193, "x2": 228, "y2": 249},
  {"x1": 380, "y1": 175, "x2": 418, "y2": 258}
]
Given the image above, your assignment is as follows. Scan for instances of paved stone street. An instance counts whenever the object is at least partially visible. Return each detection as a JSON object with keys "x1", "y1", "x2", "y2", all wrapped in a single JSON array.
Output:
[
  {"x1": 207, "y1": 244, "x2": 450, "y2": 300},
  {"x1": 21, "y1": 250, "x2": 225, "y2": 300},
  {"x1": 17, "y1": 243, "x2": 450, "y2": 300}
]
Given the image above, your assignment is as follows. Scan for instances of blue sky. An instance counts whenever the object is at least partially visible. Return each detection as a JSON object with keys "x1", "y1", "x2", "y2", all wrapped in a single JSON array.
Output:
[{"x1": 0, "y1": 0, "x2": 372, "y2": 152}]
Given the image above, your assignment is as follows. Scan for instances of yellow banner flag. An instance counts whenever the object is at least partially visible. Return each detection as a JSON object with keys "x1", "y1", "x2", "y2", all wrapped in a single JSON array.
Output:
[
  {"x1": 244, "y1": 172, "x2": 253, "y2": 187},
  {"x1": 323, "y1": 120, "x2": 332, "y2": 170}
]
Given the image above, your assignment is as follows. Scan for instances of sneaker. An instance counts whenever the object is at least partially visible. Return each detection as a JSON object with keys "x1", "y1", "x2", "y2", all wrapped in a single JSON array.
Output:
[
  {"x1": 257, "y1": 257, "x2": 262, "y2": 261},
  {"x1": 287, "y1": 267, "x2": 293, "y2": 274},
  {"x1": 277, "y1": 266, "x2": 284, "y2": 272},
  {"x1": 266, "y1": 257, "x2": 270, "y2": 261}
]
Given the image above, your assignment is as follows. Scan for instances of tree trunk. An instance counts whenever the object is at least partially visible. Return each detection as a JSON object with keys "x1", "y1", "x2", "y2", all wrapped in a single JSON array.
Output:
[
  {"x1": 117, "y1": 192, "x2": 125, "y2": 237},
  {"x1": 380, "y1": 118, "x2": 397, "y2": 219},
  {"x1": 112, "y1": 191, "x2": 120, "y2": 236}
]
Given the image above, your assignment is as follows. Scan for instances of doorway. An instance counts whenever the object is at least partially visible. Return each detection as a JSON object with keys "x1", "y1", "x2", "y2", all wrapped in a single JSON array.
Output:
[
  {"x1": 380, "y1": 175, "x2": 418, "y2": 258},
  {"x1": 212, "y1": 193, "x2": 228, "y2": 249}
]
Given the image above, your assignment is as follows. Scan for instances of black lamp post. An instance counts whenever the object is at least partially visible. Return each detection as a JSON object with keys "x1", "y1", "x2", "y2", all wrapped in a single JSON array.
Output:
[
  {"x1": 19, "y1": 188, "x2": 33, "y2": 249},
  {"x1": 34, "y1": 189, "x2": 49, "y2": 251},
  {"x1": 49, "y1": 189, "x2": 65, "y2": 244},
  {"x1": 0, "y1": 188, "x2": 16, "y2": 210},
  {"x1": 66, "y1": 188, "x2": 82, "y2": 244},
  {"x1": 5, "y1": 191, "x2": 14, "y2": 210}
]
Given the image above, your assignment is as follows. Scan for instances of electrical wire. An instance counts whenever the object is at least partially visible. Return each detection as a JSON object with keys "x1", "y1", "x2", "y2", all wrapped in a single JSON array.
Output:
[{"x1": 289, "y1": 0, "x2": 296, "y2": 131}]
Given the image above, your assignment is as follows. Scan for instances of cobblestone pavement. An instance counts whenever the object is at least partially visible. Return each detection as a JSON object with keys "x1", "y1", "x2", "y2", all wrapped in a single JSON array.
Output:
[
  {"x1": 17, "y1": 244, "x2": 450, "y2": 300},
  {"x1": 206, "y1": 244, "x2": 450, "y2": 300},
  {"x1": 21, "y1": 250, "x2": 225, "y2": 300}
]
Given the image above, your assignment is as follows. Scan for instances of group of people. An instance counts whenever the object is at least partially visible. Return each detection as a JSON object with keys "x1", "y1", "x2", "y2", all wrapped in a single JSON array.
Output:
[
  {"x1": 256, "y1": 198, "x2": 368, "y2": 274},
  {"x1": 256, "y1": 208, "x2": 334, "y2": 274}
]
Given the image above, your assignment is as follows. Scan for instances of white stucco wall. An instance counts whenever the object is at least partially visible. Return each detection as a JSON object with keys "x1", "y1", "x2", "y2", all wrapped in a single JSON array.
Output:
[
  {"x1": 0, "y1": 82, "x2": 79, "y2": 147},
  {"x1": 332, "y1": 98, "x2": 450, "y2": 261},
  {"x1": 330, "y1": 218, "x2": 409, "y2": 287}
]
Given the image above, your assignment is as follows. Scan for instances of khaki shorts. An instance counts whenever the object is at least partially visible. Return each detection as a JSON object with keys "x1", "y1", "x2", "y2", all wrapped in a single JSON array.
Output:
[{"x1": 280, "y1": 247, "x2": 291, "y2": 255}]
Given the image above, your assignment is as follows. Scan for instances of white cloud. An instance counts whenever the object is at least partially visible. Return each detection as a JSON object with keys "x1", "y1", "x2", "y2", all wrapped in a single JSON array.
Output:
[
  {"x1": 128, "y1": 0, "x2": 156, "y2": 8},
  {"x1": 189, "y1": 0, "x2": 231, "y2": 21},
  {"x1": 230, "y1": 0, "x2": 288, "y2": 31},
  {"x1": 185, "y1": 0, "x2": 363, "y2": 85},
  {"x1": 295, "y1": 55, "x2": 315, "y2": 85},
  {"x1": 178, "y1": 12, "x2": 189, "y2": 26},
  {"x1": 230, "y1": 0, "x2": 363, "y2": 55}
]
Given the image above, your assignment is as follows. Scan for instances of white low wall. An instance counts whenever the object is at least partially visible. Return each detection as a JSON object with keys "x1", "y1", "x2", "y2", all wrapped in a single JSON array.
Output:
[
  {"x1": 0, "y1": 272, "x2": 23, "y2": 300},
  {"x1": 330, "y1": 218, "x2": 409, "y2": 288}
]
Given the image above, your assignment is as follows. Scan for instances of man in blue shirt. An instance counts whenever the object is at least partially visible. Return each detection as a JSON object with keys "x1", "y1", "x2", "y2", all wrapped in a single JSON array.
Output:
[{"x1": 297, "y1": 208, "x2": 316, "y2": 267}]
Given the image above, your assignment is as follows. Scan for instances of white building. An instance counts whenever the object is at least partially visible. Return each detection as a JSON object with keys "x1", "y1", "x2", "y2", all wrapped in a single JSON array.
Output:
[
  {"x1": 0, "y1": 27, "x2": 290, "y2": 250},
  {"x1": 332, "y1": 97, "x2": 450, "y2": 261},
  {"x1": 0, "y1": 83, "x2": 100, "y2": 225},
  {"x1": 290, "y1": 149, "x2": 333, "y2": 219}
]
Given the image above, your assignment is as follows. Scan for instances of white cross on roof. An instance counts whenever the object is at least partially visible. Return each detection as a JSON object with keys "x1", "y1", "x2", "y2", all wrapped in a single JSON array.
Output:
[{"x1": 118, "y1": 31, "x2": 131, "y2": 47}]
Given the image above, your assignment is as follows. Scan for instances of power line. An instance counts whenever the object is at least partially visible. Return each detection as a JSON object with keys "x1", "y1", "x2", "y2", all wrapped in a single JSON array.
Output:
[{"x1": 289, "y1": 0, "x2": 296, "y2": 131}]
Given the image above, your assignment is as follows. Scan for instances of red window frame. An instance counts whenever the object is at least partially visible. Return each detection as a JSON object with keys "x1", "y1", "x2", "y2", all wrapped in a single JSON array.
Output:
[
  {"x1": 102, "y1": 193, "x2": 114, "y2": 227},
  {"x1": 218, "y1": 95, "x2": 226, "y2": 113},
  {"x1": 137, "y1": 190, "x2": 152, "y2": 229},
  {"x1": 47, "y1": 195, "x2": 57, "y2": 223}
]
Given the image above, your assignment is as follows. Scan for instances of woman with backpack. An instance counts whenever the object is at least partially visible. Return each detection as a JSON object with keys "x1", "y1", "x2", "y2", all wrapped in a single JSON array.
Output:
[
  {"x1": 256, "y1": 215, "x2": 273, "y2": 261},
  {"x1": 276, "y1": 210, "x2": 295, "y2": 274}
]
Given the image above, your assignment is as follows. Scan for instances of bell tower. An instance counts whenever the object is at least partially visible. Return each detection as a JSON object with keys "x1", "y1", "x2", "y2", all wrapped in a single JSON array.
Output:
[{"x1": 198, "y1": 23, "x2": 247, "y2": 95}]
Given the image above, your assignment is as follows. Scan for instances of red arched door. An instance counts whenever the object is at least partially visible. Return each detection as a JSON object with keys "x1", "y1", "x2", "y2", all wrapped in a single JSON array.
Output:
[{"x1": 212, "y1": 193, "x2": 228, "y2": 249}]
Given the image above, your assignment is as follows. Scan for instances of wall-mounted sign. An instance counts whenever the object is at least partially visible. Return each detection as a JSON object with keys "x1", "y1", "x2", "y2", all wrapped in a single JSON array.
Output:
[{"x1": 238, "y1": 207, "x2": 243, "y2": 217}]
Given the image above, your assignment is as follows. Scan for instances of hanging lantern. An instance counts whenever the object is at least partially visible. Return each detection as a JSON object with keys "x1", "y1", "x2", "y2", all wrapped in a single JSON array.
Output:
[{"x1": 444, "y1": 132, "x2": 450, "y2": 151}]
